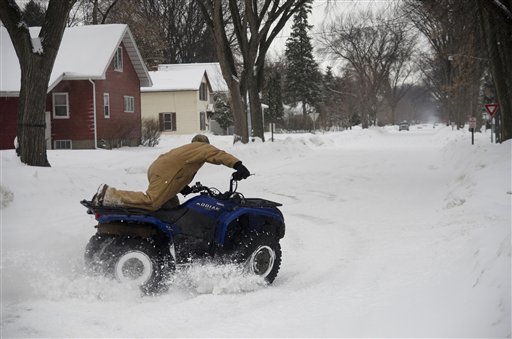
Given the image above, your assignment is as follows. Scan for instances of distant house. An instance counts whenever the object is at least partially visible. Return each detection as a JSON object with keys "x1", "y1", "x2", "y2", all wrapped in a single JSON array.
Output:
[
  {"x1": 155, "y1": 63, "x2": 230, "y2": 135},
  {"x1": 157, "y1": 63, "x2": 227, "y2": 93},
  {"x1": 0, "y1": 24, "x2": 152, "y2": 150},
  {"x1": 141, "y1": 68, "x2": 214, "y2": 135}
]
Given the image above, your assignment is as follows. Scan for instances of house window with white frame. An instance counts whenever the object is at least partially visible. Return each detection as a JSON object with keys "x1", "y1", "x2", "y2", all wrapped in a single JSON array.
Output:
[
  {"x1": 124, "y1": 96, "x2": 134, "y2": 112},
  {"x1": 199, "y1": 111, "x2": 206, "y2": 131},
  {"x1": 114, "y1": 46, "x2": 123, "y2": 71},
  {"x1": 159, "y1": 112, "x2": 176, "y2": 131},
  {"x1": 53, "y1": 92, "x2": 69, "y2": 118},
  {"x1": 103, "y1": 93, "x2": 110, "y2": 118},
  {"x1": 54, "y1": 140, "x2": 72, "y2": 149}
]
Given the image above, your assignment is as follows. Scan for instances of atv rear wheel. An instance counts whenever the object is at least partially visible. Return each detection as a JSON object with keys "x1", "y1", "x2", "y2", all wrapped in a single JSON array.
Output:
[
  {"x1": 235, "y1": 230, "x2": 282, "y2": 284},
  {"x1": 85, "y1": 234, "x2": 172, "y2": 294},
  {"x1": 84, "y1": 234, "x2": 115, "y2": 274}
]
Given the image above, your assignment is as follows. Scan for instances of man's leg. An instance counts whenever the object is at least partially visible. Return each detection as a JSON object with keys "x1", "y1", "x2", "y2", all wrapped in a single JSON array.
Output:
[{"x1": 104, "y1": 174, "x2": 183, "y2": 211}]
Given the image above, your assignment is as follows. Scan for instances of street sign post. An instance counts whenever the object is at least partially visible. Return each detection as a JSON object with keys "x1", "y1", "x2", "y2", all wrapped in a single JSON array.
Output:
[
  {"x1": 485, "y1": 104, "x2": 498, "y2": 143},
  {"x1": 310, "y1": 112, "x2": 319, "y2": 132},
  {"x1": 469, "y1": 117, "x2": 477, "y2": 145}
]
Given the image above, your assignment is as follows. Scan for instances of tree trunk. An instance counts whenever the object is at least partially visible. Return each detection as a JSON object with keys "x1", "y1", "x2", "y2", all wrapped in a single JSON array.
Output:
[
  {"x1": 198, "y1": 0, "x2": 307, "y2": 143},
  {"x1": 478, "y1": 0, "x2": 512, "y2": 141},
  {"x1": 390, "y1": 103, "x2": 397, "y2": 125},
  {"x1": 360, "y1": 99, "x2": 369, "y2": 129},
  {"x1": 0, "y1": 0, "x2": 75, "y2": 166},
  {"x1": 18, "y1": 55, "x2": 52, "y2": 166},
  {"x1": 199, "y1": 0, "x2": 249, "y2": 143},
  {"x1": 248, "y1": 79, "x2": 264, "y2": 141},
  {"x1": 229, "y1": 81, "x2": 249, "y2": 143}
]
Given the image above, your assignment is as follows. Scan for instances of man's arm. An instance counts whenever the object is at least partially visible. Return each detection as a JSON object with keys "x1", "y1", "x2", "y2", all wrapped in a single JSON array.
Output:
[{"x1": 202, "y1": 144, "x2": 240, "y2": 167}]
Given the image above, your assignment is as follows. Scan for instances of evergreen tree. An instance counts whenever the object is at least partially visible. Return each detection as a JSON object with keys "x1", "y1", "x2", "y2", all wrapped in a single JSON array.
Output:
[
  {"x1": 212, "y1": 94, "x2": 233, "y2": 134},
  {"x1": 23, "y1": 0, "x2": 46, "y2": 27},
  {"x1": 284, "y1": 0, "x2": 321, "y2": 118},
  {"x1": 266, "y1": 72, "x2": 284, "y2": 127}
]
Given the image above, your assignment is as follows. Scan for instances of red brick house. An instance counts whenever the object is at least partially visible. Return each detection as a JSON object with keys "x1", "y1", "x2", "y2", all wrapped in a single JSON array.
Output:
[{"x1": 0, "y1": 24, "x2": 152, "y2": 150}]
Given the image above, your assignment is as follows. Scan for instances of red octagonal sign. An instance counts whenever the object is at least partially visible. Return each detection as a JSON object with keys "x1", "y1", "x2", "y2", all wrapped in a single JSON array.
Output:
[{"x1": 485, "y1": 104, "x2": 498, "y2": 117}]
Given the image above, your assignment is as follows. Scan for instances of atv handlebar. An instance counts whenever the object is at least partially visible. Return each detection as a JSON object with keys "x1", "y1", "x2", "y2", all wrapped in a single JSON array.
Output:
[{"x1": 189, "y1": 175, "x2": 244, "y2": 200}]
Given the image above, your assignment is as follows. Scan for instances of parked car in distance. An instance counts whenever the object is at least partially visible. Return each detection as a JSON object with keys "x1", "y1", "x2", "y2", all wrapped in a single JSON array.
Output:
[{"x1": 399, "y1": 121, "x2": 410, "y2": 131}]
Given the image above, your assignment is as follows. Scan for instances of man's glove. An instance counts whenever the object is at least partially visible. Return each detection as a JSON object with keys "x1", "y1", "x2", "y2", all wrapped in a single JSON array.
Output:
[
  {"x1": 233, "y1": 161, "x2": 250, "y2": 181},
  {"x1": 180, "y1": 185, "x2": 192, "y2": 195}
]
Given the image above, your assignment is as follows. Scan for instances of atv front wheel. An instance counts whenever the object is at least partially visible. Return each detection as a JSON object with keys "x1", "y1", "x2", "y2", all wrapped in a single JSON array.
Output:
[{"x1": 235, "y1": 230, "x2": 282, "y2": 284}]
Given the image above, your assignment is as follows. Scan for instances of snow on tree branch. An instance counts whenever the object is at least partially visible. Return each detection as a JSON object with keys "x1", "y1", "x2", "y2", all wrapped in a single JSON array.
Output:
[{"x1": 490, "y1": 0, "x2": 512, "y2": 22}]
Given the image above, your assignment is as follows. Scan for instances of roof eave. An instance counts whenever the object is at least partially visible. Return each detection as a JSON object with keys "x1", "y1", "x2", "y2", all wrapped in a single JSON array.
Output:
[
  {"x1": 141, "y1": 88, "x2": 198, "y2": 93},
  {"x1": 47, "y1": 73, "x2": 105, "y2": 92},
  {"x1": 122, "y1": 26, "x2": 152, "y2": 87},
  {"x1": 0, "y1": 91, "x2": 20, "y2": 97}
]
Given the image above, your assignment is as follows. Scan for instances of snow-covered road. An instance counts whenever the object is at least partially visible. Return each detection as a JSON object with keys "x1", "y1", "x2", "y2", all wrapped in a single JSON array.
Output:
[{"x1": 1, "y1": 126, "x2": 510, "y2": 337}]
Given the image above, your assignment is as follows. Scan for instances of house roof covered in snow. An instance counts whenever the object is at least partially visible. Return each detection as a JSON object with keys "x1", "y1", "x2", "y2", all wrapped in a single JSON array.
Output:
[
  {"x1": 141, "y1": 68, "x2": 211, "y2": 93},
  {"x1": 0, "y1": 24, "x2": 152, "y2": 96},
  {"x1": 157, "y1": 63, "x2": 227, "y2": 93}
]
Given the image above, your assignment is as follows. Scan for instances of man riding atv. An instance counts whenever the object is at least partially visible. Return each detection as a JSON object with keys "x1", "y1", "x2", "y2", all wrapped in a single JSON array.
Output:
[{"x1": 92, "y1": 134, "x2": 250, "y2": 211}]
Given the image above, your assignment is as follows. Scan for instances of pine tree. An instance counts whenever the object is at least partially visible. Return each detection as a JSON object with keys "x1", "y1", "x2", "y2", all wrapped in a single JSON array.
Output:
[
  {"x1": 23, "y1": 0, "x2": 46, "y2": 27},
  {"x1": 266, "y1": 72, "x2": 284, "y2": 126},
  {"x1": 284, "y1": 0, "x2": 321, "y2": 118},
  {"x1": 212, "y1": 94, "x2": 233, "y2": 134},
  {"x1": 322, "y1": 66, "x2": 338, "y2": 127}
]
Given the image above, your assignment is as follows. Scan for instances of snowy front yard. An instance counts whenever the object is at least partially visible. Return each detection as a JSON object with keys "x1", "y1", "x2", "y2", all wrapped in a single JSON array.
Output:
[{"x1": 1, "y1": 125, "x2": 510, "y2": 337}]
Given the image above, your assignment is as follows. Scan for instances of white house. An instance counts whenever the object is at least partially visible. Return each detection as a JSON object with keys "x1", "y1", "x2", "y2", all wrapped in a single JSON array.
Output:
[
  {"x1": 157, "y1": 63, "x2": 227, "y2": 93},
  {"x1": 141, "y1": 68, "x2": 213, "y2": 134}
]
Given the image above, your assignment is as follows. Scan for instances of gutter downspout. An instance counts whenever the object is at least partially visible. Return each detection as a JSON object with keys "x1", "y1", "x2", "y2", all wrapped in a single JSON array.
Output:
[{"x1": 88, "y1": 78, "x2": 97, "y2": 149}]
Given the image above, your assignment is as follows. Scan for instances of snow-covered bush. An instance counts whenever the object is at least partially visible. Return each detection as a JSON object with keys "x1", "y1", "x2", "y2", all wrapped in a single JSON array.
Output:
[{"x1": 141, "y1": 118, "x2": 161, "y2": 147}]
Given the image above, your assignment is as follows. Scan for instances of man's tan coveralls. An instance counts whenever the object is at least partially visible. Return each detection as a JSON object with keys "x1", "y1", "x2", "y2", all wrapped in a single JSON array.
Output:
[{"x1": 104, "y1": 141, "x2": 240, "y2": 211}]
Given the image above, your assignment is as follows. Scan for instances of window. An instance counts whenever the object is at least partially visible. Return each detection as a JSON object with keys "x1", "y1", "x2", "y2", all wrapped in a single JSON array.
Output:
[
  {"x1": 124, "y1": 96, "x2": 134, "y2": 112},
  {"x1": 54, "y1": 140, "x2": 72, "y2": 149},
  {"x1": 199, "y1": 82, "x2": 208, "y2": 101},
  {"x1": 103, "y1": 93, "x2": 110, "y2": 118},
  {"x1": 200, "y1": 111, "x2": 206, "y2": 131},
  {"x1": 159, "y1": 112, "x2": 176, "y2": 131},
  {"x1": 53, "y1": 92, "x2": 69, "y2": 118},
  {"x1": 114, "y1": 46, "x2": 123, "y2": 71}
]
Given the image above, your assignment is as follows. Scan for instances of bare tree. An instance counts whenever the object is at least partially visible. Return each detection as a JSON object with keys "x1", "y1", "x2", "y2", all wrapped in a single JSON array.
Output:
[
  {"x1": 477, "y1": 0, "x2": 512, "y2": 141},
  {"x1": 74, "y1": 0, "x2": 120, "y2": 24},
  {"x1": 320, "y1": 66, "x2": 352, "y2": 130},
  {"x1": 318, "y1": 10, "x2": 415, "y2": 128},
  {"x1": 0, "y1": 0, "x2": 76, "y2": 166},
  {"x1": 402, "y1": 0, "x2": 487, "y2": 129},
  {"x1": 70, "y1": 0, "x2": 217, "y2": 67},
  {"x1": 103, "y1": 1, "x2": 167, "y2": 67},
  {"x1": 382, "y1": 20, "x2": 417, "y2": 125},
  {"x1": 198, "y1": 0, "x2": 309, "y2": 143},
  {"x1": 106, "y1": 0, "x2": 217, "y2": 68}
]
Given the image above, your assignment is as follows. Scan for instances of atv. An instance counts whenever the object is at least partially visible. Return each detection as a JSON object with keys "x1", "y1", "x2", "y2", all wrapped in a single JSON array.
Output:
[{"x1": 80, "y1": 177, "x2": 285, "y2": 294}]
